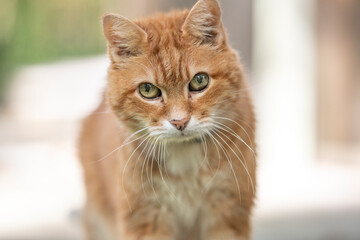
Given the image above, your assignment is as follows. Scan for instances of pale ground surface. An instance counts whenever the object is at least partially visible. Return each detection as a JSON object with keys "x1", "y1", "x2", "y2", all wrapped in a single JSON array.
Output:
[{"x1": 0, "y1": 56, "x2": 359, "y2": 240}]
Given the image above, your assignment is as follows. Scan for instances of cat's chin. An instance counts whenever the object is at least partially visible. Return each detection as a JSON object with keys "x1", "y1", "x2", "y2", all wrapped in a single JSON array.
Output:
[{"x1": 160, "y1": 132, "x2": 204, "y2": 143}]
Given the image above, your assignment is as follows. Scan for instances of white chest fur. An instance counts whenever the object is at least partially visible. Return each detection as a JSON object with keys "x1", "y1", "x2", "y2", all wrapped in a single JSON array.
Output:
[
  {"x1": 165, "y1": 141, "x2": 203, "y2": 176},
  {"x1": 160, "y1": 141, "x2": 206, "y2": 227}
]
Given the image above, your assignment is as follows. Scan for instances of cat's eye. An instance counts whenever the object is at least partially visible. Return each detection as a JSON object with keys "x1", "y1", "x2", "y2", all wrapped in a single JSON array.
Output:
[
  {"x1": 189, "y1": 73, "x2": 209, "y2": 92},
  {"x1": 139, "y1": 83, "x2": 161, "y2": 99}
]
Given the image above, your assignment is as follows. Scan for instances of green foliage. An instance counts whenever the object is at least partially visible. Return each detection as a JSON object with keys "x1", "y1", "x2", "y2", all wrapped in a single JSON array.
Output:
[{"x1": 0, "y1": 0, "x2": 107, "y2": 99}]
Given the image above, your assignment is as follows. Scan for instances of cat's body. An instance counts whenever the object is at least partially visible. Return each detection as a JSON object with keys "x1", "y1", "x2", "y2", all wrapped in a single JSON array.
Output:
[{"x1": 79, "y1": 1, "x2": 256, "y2": 239}]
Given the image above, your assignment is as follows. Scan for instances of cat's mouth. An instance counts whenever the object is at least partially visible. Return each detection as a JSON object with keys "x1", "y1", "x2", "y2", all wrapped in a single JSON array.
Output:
[
  {"x1": 160, "y1": 130, "x2": 204, "y2": 143},
  {"x1": 148, "y1": 120, "x2": 210, "y2": 143}
]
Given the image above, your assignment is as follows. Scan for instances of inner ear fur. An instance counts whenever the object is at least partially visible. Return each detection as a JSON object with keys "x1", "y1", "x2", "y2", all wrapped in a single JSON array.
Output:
[
  {"x1": 102, "y1": 13, "x2": 148, "y2": 61},
  {"x1": 182, "y1": 0, "x2": 224, "y2": 45}
]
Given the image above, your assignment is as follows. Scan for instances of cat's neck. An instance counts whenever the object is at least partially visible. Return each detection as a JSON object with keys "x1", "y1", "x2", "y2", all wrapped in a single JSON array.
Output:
[{"x1": 164, "y1": 141, "x2": 203, "y2": 176}]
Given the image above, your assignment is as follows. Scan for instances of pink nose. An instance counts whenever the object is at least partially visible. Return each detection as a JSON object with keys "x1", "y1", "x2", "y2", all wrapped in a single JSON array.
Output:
[{"x1": 169, "y1": 117, "x2": 190, "y2": 131}]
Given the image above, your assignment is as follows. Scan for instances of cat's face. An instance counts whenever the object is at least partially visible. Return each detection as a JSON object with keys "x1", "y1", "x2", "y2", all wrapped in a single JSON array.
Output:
[{"x1": 103, "y1": 0, "x2": 244, "y2": 142}]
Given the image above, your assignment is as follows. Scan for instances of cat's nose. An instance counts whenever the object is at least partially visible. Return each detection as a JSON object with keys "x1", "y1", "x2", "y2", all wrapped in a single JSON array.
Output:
[{"x1": 169, "y1": 117, "x2": 190, "y2": 131}]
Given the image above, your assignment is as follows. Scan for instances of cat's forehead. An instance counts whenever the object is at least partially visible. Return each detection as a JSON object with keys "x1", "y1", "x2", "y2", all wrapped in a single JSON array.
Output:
[
  {"x1": 136, "y1": 10, "x2": 188, "y2": 32},
  {"x1": 134, "y1": 11, "x2": 195, "y2": 85},
  {"x1": 136, "y1": 10, "x2": 189, "y2": 52}
]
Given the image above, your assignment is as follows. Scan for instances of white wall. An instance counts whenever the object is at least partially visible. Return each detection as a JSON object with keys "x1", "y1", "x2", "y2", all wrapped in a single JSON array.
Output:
[{"x1": 253, "y1": 0, "x2": 316, "y2": 166}]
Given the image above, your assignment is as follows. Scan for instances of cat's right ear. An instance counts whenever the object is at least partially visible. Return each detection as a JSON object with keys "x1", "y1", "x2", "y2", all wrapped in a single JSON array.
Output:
[
  {"x1": 182, "y1": 0, "x2": 224, "y2": 46},
  {"x1": 102, "y1": 14, "x2": 148, "y2": 61}
]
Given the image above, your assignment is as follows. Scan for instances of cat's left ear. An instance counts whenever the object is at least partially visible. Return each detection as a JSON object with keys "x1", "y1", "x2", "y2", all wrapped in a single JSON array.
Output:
[{"x1": 182, "y1": 0, "x2": 224, "y2": 46}]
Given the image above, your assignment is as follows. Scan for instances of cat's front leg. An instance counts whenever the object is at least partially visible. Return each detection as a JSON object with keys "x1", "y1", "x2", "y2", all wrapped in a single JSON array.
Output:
[
  {"x1": 206, "y1": 206, "x2": 252, "y2": 240},
  {"x1": 207, "y1": 231, "x2": 249, "y2": 240},
  {"x1": 142, "y1": 235, "x2": 175, "y2": 240},
  {"x1": 118, "y1": 231, "x2": 174, "y2": 240},
  {"x1": 117, "y1": 207, "x2": 174, "y2": 240},
  {"x1": 207, "y1": 218, "x2": 251, "y2": 240}
]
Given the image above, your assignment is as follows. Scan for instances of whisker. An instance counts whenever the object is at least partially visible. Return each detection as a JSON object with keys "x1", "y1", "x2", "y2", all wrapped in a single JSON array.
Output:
[
  {"x1": 162, "y1": 138, "x2": 170, "y2": 177},
  {"x1": 206, "y1": 130, "x2": 242, "y2": 202},
  {"x1": 199, "y1": 134, "x2": 210, "y2": 170},
  {"x1": 201, "y1": 130, "x2": 222, "y2": 194},
  {"x1": 93, "y1": 127, "x2": 150, "y2": 164},
  {"x1": 157, "y1": 140, "x2": 178, "y2": 202},
  {"x1": 145, "y1": 137, "x2": 158, "y2": 185},
  {"x1": 124, "y1": 126, "x2": 151, "y2": 142},
  {"x1": 141, "y1": 137, "x2": 156, "y2": 196},
  {"x1": 132, "y1": 135, "x2": 152, "y2": 181},
  {"x1": 211, "y1": 128, "x2": 255, "y2": 194},
  {"x1": 121, "y1": 135, "x2": 151, "y2": 210},
  {"x1": 212, "y1": 116, "x2": 255, "y2": 144},
  {"x1": 148, "y1": 137, "x2": 162, "y2": 203},
  {"x1": 211, "y1": 121, "x2": 257, "y2": 169},
  {"x1": 210, "y1": 119, "x2": 256, "y2": 160},
  {"x1": 149, "y1": 137, "x2": 160, "y2": 204},
  {"x1": 212, "y1": 125, "x2": 253, "y2": 190},
  {"x1": 211, "y1": 122, "x2": 248, "y2": 168}
]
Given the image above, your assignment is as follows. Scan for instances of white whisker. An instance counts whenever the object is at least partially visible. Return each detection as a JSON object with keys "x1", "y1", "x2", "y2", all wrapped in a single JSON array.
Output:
[
  {"x1": 212, "y1": 116, "x2": 255, "y2": 146},
  {"x1": 206, "y1": 130, "x2": 242, "y2": 202},
  {"x1": 210, "y1": 118, "x2": 256, "y2": 162},
  {"x1": 121, "y1": 134, "x2": 151, "y2": 210},
  {"x1": 93, "y1": 127, "x2": 150, "y2": 163},
  {"x1": 202, "y1": 130, "x2": 221, "y2": 194},
  {"x1": 211, "y1": 128, "x2": 255, "y2": 194}
]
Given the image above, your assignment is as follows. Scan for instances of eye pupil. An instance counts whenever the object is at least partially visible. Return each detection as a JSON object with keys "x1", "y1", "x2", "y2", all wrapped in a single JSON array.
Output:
[
  {"x1": 139, "y1": 83, "x2": 161, "y2": 99},
  {"x1": 189, "y1": 73, "x2": 209, "y2": 92}
]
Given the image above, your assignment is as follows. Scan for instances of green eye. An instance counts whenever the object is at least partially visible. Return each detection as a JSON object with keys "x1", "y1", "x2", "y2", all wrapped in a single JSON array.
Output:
[
  {"x1": 189, "y1": 73, "x2": 210, "y2": 92},
  {"x1": 139, "y1": 83, "x2": 161, "y2": 99}
]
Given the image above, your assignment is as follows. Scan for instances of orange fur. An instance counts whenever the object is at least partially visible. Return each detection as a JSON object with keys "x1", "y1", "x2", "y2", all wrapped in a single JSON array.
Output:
[{"x1": 78, "y1": 0, "x2": 256, "y2": 239}]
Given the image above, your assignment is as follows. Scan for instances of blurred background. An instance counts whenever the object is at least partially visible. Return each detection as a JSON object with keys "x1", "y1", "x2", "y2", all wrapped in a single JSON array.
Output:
[{"x1": 0, "y1": 0, "x2": 359, "y2": 239}]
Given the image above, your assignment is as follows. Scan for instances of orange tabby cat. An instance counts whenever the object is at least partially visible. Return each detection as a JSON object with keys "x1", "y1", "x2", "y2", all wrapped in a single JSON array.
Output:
[{"x1": 78, "y1": 0, "x2": 256, "y2": 239}]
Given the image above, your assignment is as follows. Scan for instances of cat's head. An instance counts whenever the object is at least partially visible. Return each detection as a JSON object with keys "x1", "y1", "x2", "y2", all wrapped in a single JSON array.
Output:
[{"x1": 103, "y1": 0, "x2": 247, "y2": 142}]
